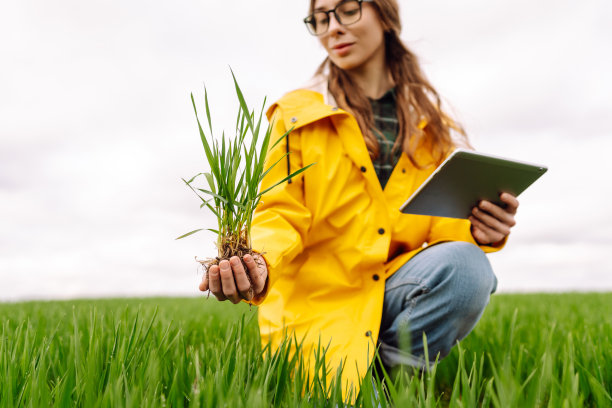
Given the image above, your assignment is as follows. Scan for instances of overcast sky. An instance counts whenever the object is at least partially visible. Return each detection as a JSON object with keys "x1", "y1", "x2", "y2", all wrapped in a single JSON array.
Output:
[{"x1": 1, "y1": 0, "x2": 611, "y2": 301}]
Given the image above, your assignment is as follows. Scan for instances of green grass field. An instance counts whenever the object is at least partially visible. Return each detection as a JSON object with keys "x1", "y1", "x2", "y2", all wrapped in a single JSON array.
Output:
[{"x1": 1, "y1": 293, "x2": 611, "y2": 407}]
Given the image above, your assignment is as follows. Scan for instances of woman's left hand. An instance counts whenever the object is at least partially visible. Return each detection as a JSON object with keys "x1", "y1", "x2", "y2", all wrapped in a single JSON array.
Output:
[{"x1": 469, "y1": 192, "x2": 519, "y2": 246}]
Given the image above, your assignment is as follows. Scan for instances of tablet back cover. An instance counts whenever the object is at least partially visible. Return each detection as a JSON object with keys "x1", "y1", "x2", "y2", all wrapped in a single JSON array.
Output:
[{"x1": 400, "y1": 150, "x2": 547, "y2": 219}]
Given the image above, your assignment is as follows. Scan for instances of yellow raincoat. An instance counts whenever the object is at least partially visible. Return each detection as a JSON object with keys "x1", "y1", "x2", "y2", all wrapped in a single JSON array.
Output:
[{"x1": 250, "y1": 86, "x2": 503, "y2": 395}]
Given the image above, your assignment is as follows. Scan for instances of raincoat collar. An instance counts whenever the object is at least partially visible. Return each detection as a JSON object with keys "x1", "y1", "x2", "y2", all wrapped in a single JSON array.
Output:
[
  {"x1": 266, "y1": 84, "x2": 390, "y2": 213},
  {"x1": 265, "y1": 88, "x2": 344, "y2": 131}
]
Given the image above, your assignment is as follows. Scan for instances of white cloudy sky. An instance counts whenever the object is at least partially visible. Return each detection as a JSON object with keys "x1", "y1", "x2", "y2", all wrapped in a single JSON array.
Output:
[{"x1": 1, "y1": 0, "x2": 611, "y2": 301}]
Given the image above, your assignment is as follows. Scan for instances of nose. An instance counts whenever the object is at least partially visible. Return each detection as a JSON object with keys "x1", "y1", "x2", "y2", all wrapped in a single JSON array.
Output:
[{"x1": 327, "y1": 11, "x2": 344, "y2": 34}]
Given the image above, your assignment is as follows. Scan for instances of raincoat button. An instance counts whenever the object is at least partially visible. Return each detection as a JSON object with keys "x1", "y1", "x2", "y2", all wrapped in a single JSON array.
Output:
[
  {"x1": 365, "y1": 330, "x2": 372, "y2": 337},
  {"x1": 402, "y1": 168, "x2": 406, "y2": 173},
  {"x1": 290, "y1": 117, "x2": 298, "y2": 123},
  {"x1": 373, "y1": 274, "x2": 380, "y2": 281},
  {"x1": 360, "y1": 166, "x2": 367, "y2": 172},
  {"x1": 378, "y1": 228, "x2": 385, "y2": 235}
]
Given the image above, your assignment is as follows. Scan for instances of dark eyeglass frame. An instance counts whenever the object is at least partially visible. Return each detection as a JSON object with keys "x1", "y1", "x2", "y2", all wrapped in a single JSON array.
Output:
[{"x1": 303, "y1": 0, "x2": 375, "y2": 36}]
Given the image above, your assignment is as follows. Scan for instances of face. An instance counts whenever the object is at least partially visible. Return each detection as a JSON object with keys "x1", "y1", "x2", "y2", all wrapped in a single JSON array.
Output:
[{"x1": 311, "y1": 0, "x2": 386, "y2": 73}]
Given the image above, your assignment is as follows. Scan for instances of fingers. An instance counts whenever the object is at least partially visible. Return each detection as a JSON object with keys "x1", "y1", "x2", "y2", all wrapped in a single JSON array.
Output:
[
  {"x1": 201, "y1": 256, "x2": 257, "y2": 303},
  {"x1": 476, "y1": 200, "x2": 516, "y2": 229},
  {"x1": 230, "y1": 257, "x2": 254, "y2": 302},
  {"x1": 199, "y1": 270, "x2": 209, "y2": 292},
  {"x1": 469, "y1": 197, "x2": 516, "y2": 244},
  {"x1": 469, "y1": 214, "x2": 505, "y2": 244},
  {"x1": 207, "y1": 265, "x2": 228, "y2": 301},
  {"x1": 218, "y1": 258, "x2": 247, "y2": 304},
  {"x1": 244, "y1": 254, "x2": 268, "y2": 294},
  {"x1": 500, "y1": 192, "x2": 520, "y2": 214},
  {"x1": 471, "y1": 206, "x2": 512, "y2": 237}
]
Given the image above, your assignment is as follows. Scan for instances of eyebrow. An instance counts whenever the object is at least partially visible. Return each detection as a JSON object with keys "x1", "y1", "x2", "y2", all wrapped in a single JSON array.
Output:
[{"x1": 314, "y1": 0, "x2": 344, "y2": 12}]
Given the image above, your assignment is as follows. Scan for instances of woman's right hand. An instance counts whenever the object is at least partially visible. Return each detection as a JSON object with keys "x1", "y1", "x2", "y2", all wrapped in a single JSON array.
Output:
[{"x1": 199, "y1": 253, "x2": 268, "y2": 304}]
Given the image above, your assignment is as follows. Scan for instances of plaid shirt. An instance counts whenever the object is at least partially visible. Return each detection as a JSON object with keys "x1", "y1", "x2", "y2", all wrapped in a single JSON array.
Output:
[{"x1": 370, "y1": 88, "x2": 401, "y2": 189}]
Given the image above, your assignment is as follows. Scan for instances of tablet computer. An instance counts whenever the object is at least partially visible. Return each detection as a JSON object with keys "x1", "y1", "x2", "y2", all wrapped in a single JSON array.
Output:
[{"x1": 399, "y1": 149, "x2": 548, "y2": 219}]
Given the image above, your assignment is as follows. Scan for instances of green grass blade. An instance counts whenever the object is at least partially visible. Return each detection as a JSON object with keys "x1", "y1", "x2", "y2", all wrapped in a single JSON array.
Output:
[
  {"x1": 257, "y1": 163, "x2": 316, "y2": 197},
  {"x1": 253, "y1": 97, "x2": 267, "y2": 143},
  {"x1": 175, "y1": 229, "x2": 204, "y2": 240},
  {"x1": 270, "y1": 126, "x2": 293, "y2": 150},
  {"x1": 197, "y1": 188, "x2": 229, "y2": 204},
  {"x1": 204, "y1": 86, "x2": 214, "y2": 136},
  {"x1": 182, "y1": 178, "x2": 207, "y2": 204},
  {"x1": 230, "y1": 68, "x2": 254, "y2": 132},
  {"x1": 185, "y1": 172, "x2": 204, "y2": 184},
  {"x1": 259, "y1": 152, "x2": 291, "y2": 182}
]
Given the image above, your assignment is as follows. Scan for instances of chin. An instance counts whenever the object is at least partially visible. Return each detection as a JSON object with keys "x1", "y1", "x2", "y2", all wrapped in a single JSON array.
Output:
[{"x1": 328, "y1": 55, "x2": 362, "y2": 72}]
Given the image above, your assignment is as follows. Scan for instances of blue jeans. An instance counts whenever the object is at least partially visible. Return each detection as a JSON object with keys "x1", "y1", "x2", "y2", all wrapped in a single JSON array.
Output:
[{"x1": 378, "y1": 241, "x2": 497, "y2": 369}]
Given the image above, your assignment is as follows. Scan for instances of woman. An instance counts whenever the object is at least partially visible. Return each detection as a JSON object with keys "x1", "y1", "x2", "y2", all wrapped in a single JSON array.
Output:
[{"x1": 200, "y1": 0, "x2": 519, "y2": 395}]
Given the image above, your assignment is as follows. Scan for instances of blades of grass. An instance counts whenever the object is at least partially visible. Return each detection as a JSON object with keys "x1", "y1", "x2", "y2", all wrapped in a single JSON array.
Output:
[
  {"x1": 175, "y1": 229, "x2": 204, "y2": 240},
  {"x1": 200, "y1": 197, "x2": 216, "y2": 209},
  {"x1": 245, "y1": 113, "x2": 260, "y2": 169},
  {"x1": 238, "y1": 107, "x2": 250, "y2": 147},
  {"x1": 257, "y1": 163, "x2": 316, "y2": 197},
  {"x1": 259, "y1": 152, "x2": 291, "y2": 182},
  {"x1": 235, "y1": 96, "x2": 243, "y2": 137},
  {"x1": 449, "y1": 345, "x2": 463, "y2": 403},
  {"x1": 200, "y1": 201, "x2": 221, "y2": 218},
  {"x1": 256, "y1": 125, "x2": 275, "y2": 173},
  {"x1": 204, "y1": 86, "x2": 214, "y2": 136},
  {"x1": 235, "y1": 170, "x2": 247, "y2": 202},
  {"x1": 191, "y1": 94, "x2": 217, "y2": 175},
  {"x1": 229, "y1": 142, "x2": 241, "y2": 198},
  {"x1": 220, "y1": 133, "x2": 233, "y2": 200},
  {"x1": 181, "y1": 178, "x2": 207, "y2": 204},
  {"x1": 203, "y1": 173, "x2": 216, "y2": 195},
  {"x1": 185, "y1": 172, "x2": 204, "y2": 185},
  {"x1": 586, "y1": 372, "x2": 612, "y2": 406},
  {"x1": 243, "y1": 145, "x2": 253, "y2": 188},
  {"x1": 125, "y1": 308, "x2": 158, "y2": 374},
  {"x1": 196, "y1": 188, "x2": 229, "y2": 204},
  {"x1": 184, "y1": 71, "x2": 315, "y2": 255},
  {"x1": 123, "y1": 308, "x2": 140, "y2": 367},
  {"x1": 269, "y1": 126, "x2": 293, "y2": 150},
  {"x1": 253, "y1": 96, "x2": 267, "y2": 143},
  {"x1": 230, "y1": 68, "x2": 254, "y2": 132},
  {"x1": 221, "y1": 132, "x2": 227, "y2": 170}
]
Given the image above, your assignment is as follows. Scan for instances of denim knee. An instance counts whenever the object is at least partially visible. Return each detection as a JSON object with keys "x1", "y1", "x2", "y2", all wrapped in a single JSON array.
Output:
[
  {"x1": 438, "y1": 242, "x2": 496, "y2": 337},
  {"x1": 380, "y1": 241, "x2": 498, "y2": 364},
  {"x1": 447, "y1": 242, "x2": 495, "y2": 294}
]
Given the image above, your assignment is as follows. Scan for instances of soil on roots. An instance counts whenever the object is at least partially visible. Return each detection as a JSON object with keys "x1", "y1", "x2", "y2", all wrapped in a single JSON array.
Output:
[{"x1": 198, "y1": 234, "x2": 257, "y2": 302}]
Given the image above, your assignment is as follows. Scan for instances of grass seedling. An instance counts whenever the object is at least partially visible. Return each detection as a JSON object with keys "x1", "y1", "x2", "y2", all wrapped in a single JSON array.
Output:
[
  {"x1": 177, "y1": 70, "x2": 313, "y2": 297},
  {"x1": 2, "y1": 294, "x2": 612, "y2": 405}
]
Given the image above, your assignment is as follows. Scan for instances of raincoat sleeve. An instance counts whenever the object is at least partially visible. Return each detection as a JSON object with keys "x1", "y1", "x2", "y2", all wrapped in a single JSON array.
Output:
[
  {"x1": 249, "y1": 106, "x2": 312, "y2": 305},
  {"x1": 427, "y1": 216, "x2": 507, "y2": 253}
]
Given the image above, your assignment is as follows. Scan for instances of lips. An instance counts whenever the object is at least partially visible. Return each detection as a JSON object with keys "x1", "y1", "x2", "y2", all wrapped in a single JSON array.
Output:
[{"x1": 332, "y1": 42, "x2": 354, "y2": 56}]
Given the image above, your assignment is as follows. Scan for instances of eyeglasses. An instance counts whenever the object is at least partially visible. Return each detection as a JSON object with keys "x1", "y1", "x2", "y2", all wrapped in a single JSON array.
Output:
[{"x1": 303, "y1": 0, "x2": 374, "y2": 36}]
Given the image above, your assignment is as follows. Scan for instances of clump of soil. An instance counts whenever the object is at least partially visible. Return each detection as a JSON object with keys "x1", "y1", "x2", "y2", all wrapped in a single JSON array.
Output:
[{"x1": 197, "y1": 232, "x2": 255, "y2": 301}]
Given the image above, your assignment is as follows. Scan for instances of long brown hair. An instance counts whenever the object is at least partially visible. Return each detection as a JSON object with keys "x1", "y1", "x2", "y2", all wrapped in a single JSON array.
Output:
[{"x1": 309, "y1": 0, "x2": 468, "y2": 167}]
